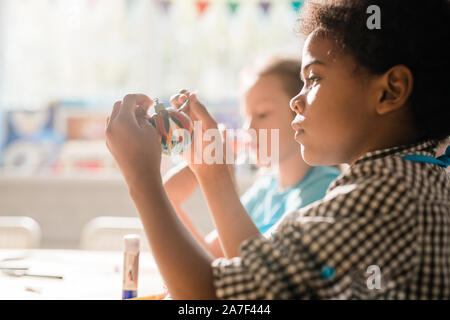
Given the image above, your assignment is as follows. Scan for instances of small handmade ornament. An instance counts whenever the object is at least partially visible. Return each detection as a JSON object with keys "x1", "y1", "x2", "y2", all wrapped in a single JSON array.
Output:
[{"x1": 147, "y1": 99, "x2": 193, "y2": 156}]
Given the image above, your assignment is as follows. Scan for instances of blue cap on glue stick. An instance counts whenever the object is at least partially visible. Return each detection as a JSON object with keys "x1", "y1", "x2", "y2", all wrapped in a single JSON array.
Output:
[{"x1": 122, "y1": 234, "x2": 140, "y2": 299}]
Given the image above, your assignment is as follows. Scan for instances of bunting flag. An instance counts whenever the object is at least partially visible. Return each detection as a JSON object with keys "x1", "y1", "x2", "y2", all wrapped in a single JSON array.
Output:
[
  {"x1": 195, "y1": 0, "x2": 210, "y2": 17},
  {"x1": 227, "y1": 1, "x2": 240, "y2": 16},
  {"x1": 259, "y1": 1, "x2": 271, "y2": 16},
  {"x1": 155, "y1": 0, "x2": 172, "y2": 15},
  {"x1": 62, "y1": 0, "x2": 304, "y2": 22},
  {"x1": 291, "y1": 1, "x2": 303, "y2": 13}
]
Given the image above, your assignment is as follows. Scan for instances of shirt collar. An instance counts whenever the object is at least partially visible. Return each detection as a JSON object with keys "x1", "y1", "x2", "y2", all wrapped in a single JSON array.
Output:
[{"x1": 353, "y1": 139, "x2": 439, "y2": 166}]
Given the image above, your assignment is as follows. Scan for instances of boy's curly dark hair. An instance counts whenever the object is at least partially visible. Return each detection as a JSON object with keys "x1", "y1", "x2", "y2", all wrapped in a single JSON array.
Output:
[{"x1": 297, "y1": 0, "x2": 450, "y2": 141}]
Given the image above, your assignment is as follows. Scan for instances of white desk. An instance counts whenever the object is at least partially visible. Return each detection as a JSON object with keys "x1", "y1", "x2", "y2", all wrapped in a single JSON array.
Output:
[{"x1": 0, "y1": 249, "x2": 167, "y2": 300}]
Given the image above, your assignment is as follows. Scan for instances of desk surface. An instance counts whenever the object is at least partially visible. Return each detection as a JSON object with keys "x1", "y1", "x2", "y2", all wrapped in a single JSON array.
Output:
[{"x1": 0, "y1": 249, "x2": 167, "y2": 300}]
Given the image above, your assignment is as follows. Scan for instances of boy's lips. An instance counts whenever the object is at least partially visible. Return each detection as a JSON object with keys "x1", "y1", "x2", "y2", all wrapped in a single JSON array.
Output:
[
  {"x1": 292, "y1": 118, "x2": 305, "y2": 142},
  {"x1": 294, "y1": 129, "x2": 305, "y2": 142}
]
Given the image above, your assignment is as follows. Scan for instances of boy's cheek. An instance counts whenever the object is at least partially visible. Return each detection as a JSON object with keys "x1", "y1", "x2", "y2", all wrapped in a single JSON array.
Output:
[{"x1": 305, "y1": 86, "x2": 320, "y2": 106}]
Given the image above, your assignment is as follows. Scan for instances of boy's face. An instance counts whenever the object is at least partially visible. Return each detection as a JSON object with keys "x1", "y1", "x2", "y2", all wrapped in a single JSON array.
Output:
[
  {"x1": 241, "y1": 74, "x2": 300, "y2": 167},
  {"x1": 290, "y1": 30, "x2": 376, "y2": 165}
]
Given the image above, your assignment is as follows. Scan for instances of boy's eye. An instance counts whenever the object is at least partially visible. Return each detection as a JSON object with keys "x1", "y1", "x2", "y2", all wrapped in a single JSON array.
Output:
[
  {"x1": 257, "y1": 113, "x2": 268, "y2": 119},
  {"x1": 306, "y1": 76, "x2": 320, "y2": 85}
]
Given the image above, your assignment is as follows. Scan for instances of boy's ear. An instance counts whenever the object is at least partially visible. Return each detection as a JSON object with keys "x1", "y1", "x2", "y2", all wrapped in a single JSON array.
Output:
[{"x1": 375, "y1": 65, "x2": 414, "y2": 115}]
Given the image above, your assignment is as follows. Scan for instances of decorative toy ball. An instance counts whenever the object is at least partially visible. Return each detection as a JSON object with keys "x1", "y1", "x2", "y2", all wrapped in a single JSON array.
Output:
[{"x1": 147, "y1": 99, "x2": 193, "y2": 156}]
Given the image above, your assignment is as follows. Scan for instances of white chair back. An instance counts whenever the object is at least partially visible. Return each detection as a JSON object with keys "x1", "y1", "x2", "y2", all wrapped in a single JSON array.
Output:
[
  {"x1": 80, "y1": 216, "x2": 150, "y2": 251},
  {"x1": 0, "y1": 216, "x2": 42, "y2": 249}
]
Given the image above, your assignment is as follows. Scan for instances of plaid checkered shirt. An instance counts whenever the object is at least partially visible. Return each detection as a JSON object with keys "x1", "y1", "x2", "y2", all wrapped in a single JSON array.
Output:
[{"x1": 212, "y1": 139, "x2": 450, "y2": 299}]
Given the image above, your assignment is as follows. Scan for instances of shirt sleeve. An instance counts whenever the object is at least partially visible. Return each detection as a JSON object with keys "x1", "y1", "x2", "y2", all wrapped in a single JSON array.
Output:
[
  {"x1": 240, "y1": 175, "x2": 273, "y2": 230},
  {"x1": 212, "y1": 231, "x2": 323, "y2": 299},
  {"x1": 212, "y1": 170, "x2": 420, "y2": 299}
]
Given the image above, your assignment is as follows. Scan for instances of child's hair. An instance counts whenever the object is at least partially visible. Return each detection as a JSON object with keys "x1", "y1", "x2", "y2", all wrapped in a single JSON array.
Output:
[
  {"x1": 239, "y1": 55, "x2": 303, "y2": 100},
  {"x1": 297, "y1": 0, "x2": 450, "y2": 141}
]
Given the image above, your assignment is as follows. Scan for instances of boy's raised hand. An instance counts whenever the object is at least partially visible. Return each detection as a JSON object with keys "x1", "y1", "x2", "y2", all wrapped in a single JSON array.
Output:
[
  {"x1": 169, "y1": 89, "x2": 223, "y2": 173},
  {"x1": 170, "y1": 89, "x2": 218, "y2": 131},
  {"x1": 106, "y1": 94, "x2": 163, "y2": 188}
]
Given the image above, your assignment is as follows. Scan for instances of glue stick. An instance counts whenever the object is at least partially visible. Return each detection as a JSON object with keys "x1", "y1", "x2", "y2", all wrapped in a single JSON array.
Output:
[{"x1": 122, "y1": 234, "x2": 140, "y2": 299}]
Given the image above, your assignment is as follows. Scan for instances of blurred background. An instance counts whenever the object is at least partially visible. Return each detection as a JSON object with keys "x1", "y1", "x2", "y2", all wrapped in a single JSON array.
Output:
[{"x1": 0, "y1": 0, "x2": 305, "y2": 250}]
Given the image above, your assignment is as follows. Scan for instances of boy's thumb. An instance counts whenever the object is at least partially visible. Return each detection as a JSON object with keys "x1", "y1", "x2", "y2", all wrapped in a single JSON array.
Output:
[
  {"x1": 136, "y1": 113, "x2": 153, "y2": 131},
  {"x1": 189, "y1": 92, "x2": 217, "y2": 126}
]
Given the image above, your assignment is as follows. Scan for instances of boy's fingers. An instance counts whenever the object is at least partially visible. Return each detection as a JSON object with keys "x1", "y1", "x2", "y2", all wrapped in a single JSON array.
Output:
[
  {"x1": 178, "y1": 94, "x2": 189, "y2": 107},
  {"x1": 170, "y1": 92, "x2": 189, "y2": 109},
  {"x1": 110, "y1": 101, "x2": 122, "y2": 123},
  {"x1": 120, "y1": 94, "x2": 153, "y2": 119},
  {"x1": 178, "y1": 95, "x2": 191, "y2": 114},
  {"x1": 135, "y1": 106, "x2": 153, "y2": 130},
  {"x1": 188, "y1": 92, "x2": 216, "y2": 125},
  {"x1": 169, "y1": 94, "x2": 180, "y2": 108},
  {"x1": 173, "y1": 89, "x2": 189, "y2": 108},
  {"x1": 136, "y1": 114, "x2": 152, "y2": 130}
]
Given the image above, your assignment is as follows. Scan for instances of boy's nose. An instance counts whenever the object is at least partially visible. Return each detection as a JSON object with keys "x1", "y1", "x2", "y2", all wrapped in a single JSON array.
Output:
[{"x1": 290, "y1": 95, "x2": 305, "y2": 115}]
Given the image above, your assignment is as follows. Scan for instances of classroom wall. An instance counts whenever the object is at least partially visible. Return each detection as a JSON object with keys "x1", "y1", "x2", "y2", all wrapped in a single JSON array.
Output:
[{"x1": 0, "y1": 169, "x2": 256, "y2": 249}]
